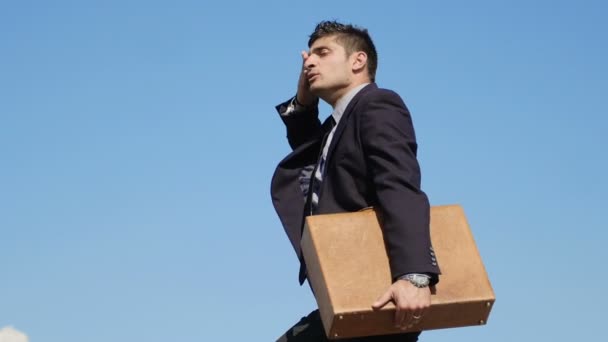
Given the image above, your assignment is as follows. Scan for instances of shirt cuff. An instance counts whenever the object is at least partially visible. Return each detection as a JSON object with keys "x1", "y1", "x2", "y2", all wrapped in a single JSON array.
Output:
[{"x1": 279, "y1": 95, "x2": 317, "y2": 117}]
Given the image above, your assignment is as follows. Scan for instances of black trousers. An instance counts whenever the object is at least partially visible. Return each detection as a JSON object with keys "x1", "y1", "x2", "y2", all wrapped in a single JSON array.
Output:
[{"x1": 277, "y1": 310, "x2": 421, "y2": 342}]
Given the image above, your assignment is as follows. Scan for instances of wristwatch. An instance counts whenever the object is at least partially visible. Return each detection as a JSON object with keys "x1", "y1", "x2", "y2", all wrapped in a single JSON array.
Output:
[{"x1": 399, "y1": 273, "x2": 430, "y2": 288}]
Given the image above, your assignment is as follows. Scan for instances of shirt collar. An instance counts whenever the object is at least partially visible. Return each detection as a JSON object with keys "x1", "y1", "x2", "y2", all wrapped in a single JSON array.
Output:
[{"x1": 332, "y1": 83, "x2": 370, "y2": 125}]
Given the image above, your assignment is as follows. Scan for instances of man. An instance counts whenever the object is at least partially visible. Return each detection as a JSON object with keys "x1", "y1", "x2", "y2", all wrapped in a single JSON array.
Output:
[{"x1": 271, "y1": 21, "x2": 440, "y2": 341}]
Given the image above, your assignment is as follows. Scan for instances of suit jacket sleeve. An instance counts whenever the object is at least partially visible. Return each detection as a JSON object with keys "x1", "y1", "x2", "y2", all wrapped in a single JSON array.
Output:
[
  {"x1": 359, "y1": 90, "x2": 440, "y2": 284},
  {"x1": 275, "y1": 97, "x2": 322, "y2": 150}
]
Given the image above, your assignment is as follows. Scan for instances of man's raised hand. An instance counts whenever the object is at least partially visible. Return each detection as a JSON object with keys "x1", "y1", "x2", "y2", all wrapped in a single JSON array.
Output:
[{"x1": 296, "y1": 50, "x2": 318, "y2": 106}]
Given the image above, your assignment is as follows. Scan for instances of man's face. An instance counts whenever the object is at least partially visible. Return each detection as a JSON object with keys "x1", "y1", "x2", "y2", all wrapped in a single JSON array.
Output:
[{"x1": 304, "y1": 35, "x2": 354, "y2": 97}]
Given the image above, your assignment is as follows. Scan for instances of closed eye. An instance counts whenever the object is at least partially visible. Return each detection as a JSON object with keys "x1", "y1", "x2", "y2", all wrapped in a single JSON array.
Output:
[{"x1": 312, "y1": 46, "x2": 331, "y2": 57}]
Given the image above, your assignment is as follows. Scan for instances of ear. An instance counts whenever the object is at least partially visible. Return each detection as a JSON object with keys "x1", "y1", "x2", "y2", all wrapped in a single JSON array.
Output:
[{"x1": 351, "y1": 51, "x2": 368, "y2": 73}]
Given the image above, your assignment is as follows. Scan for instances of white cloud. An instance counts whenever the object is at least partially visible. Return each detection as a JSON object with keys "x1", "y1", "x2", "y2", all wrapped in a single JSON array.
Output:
[{"x1": 0, "y1": 327, "x2": 28, "y2": 342}]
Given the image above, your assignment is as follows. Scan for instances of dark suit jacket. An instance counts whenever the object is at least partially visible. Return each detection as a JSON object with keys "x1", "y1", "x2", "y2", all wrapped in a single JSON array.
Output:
[{"x1": 271, "y1": 83, "x2": 440, "y2": 285}]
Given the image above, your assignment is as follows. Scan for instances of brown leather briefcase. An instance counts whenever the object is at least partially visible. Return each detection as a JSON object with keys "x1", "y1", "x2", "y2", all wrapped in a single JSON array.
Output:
[{"x1": 301, "y1": 205, "x2": 495, "y2": 340}]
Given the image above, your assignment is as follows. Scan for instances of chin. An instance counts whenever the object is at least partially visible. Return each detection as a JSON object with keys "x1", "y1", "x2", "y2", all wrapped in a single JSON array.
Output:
[{"x1": 309, "y1": 82, "x2": 326, "y2": 95}]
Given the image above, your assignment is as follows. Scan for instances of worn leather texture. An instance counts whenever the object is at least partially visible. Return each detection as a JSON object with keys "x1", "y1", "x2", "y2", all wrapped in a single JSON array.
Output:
[{"x1": 301, "y1": 205, "x2": 495, "y2": 340}]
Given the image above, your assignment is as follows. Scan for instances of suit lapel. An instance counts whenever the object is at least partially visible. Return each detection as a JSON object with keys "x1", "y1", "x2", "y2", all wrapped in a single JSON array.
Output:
[{"x1": 324, "y1": 83, "x2": 377, "y2": 165}]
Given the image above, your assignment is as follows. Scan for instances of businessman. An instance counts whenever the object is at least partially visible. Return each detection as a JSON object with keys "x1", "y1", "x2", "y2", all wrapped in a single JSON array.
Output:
[{"x1": 271, "y1": 21, "x2": 440, "y2": 341}]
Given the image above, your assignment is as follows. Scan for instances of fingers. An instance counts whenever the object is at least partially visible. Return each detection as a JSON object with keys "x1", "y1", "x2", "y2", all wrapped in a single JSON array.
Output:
[
  {"x1": 408, "y1": 309, "x2": 424, "y2": 328},
  {"x1": 398, "y1": 305, "x2": 426, "y2": 330},
  {"x1": 295, "y1": 49, "x2": 318, "y2": 106},
  {"x1": 372, "y1": 287, "x2": 416, "y2": 329},
  {"x1": 394, "y1": 283, "x2": 431, "y2": 330},
  {"x1": 395, "y1": 304, "x2": 410, "y2": 329},
  {"x1": 371, "y1": 289, "x2": 392, "y2": 310},
  {"x1": 300, "y1": 50, "x2": 310, "y2": 76},
  {"x1": 371, "y1": 284, "x2": 430, "y2": 331},
  {"x1": 410, "y1": 305, "x2": 427, "y2": 321},
  {"x1": 395, "y1": 292, "x2": 417, "y2": 329}
]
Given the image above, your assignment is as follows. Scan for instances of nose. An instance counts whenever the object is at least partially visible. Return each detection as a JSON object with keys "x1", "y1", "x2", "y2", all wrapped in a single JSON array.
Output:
[{"x1": 304, "y1": 54, "x2": 316, "y2": 70}]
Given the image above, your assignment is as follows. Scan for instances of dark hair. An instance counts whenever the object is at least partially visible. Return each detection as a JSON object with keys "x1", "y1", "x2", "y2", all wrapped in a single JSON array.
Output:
[{"x1": 308, "y1": 20, "x2": 378, "y2": 82}]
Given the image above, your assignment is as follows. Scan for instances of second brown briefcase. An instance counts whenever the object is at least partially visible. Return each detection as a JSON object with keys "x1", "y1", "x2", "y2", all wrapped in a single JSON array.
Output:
[{"x1": 301, "y1": 205, "x2": 495, "y2": 340}]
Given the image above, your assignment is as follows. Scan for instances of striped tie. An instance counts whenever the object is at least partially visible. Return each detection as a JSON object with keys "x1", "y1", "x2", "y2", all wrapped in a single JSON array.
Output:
[{"x1": 310, "y1": 116, "x2": 336, "y2": 213}]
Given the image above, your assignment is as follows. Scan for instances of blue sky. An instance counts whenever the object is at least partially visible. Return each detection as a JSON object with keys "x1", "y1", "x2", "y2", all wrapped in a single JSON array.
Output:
[{"x1": 1, "y1": 1, "x2": 607, "y2": 341}]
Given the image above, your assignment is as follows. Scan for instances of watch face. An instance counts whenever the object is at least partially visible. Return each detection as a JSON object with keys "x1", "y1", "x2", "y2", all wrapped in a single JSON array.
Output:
[{"x1": 410, "y1": 275, "x2": 430, "y2": 287}]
